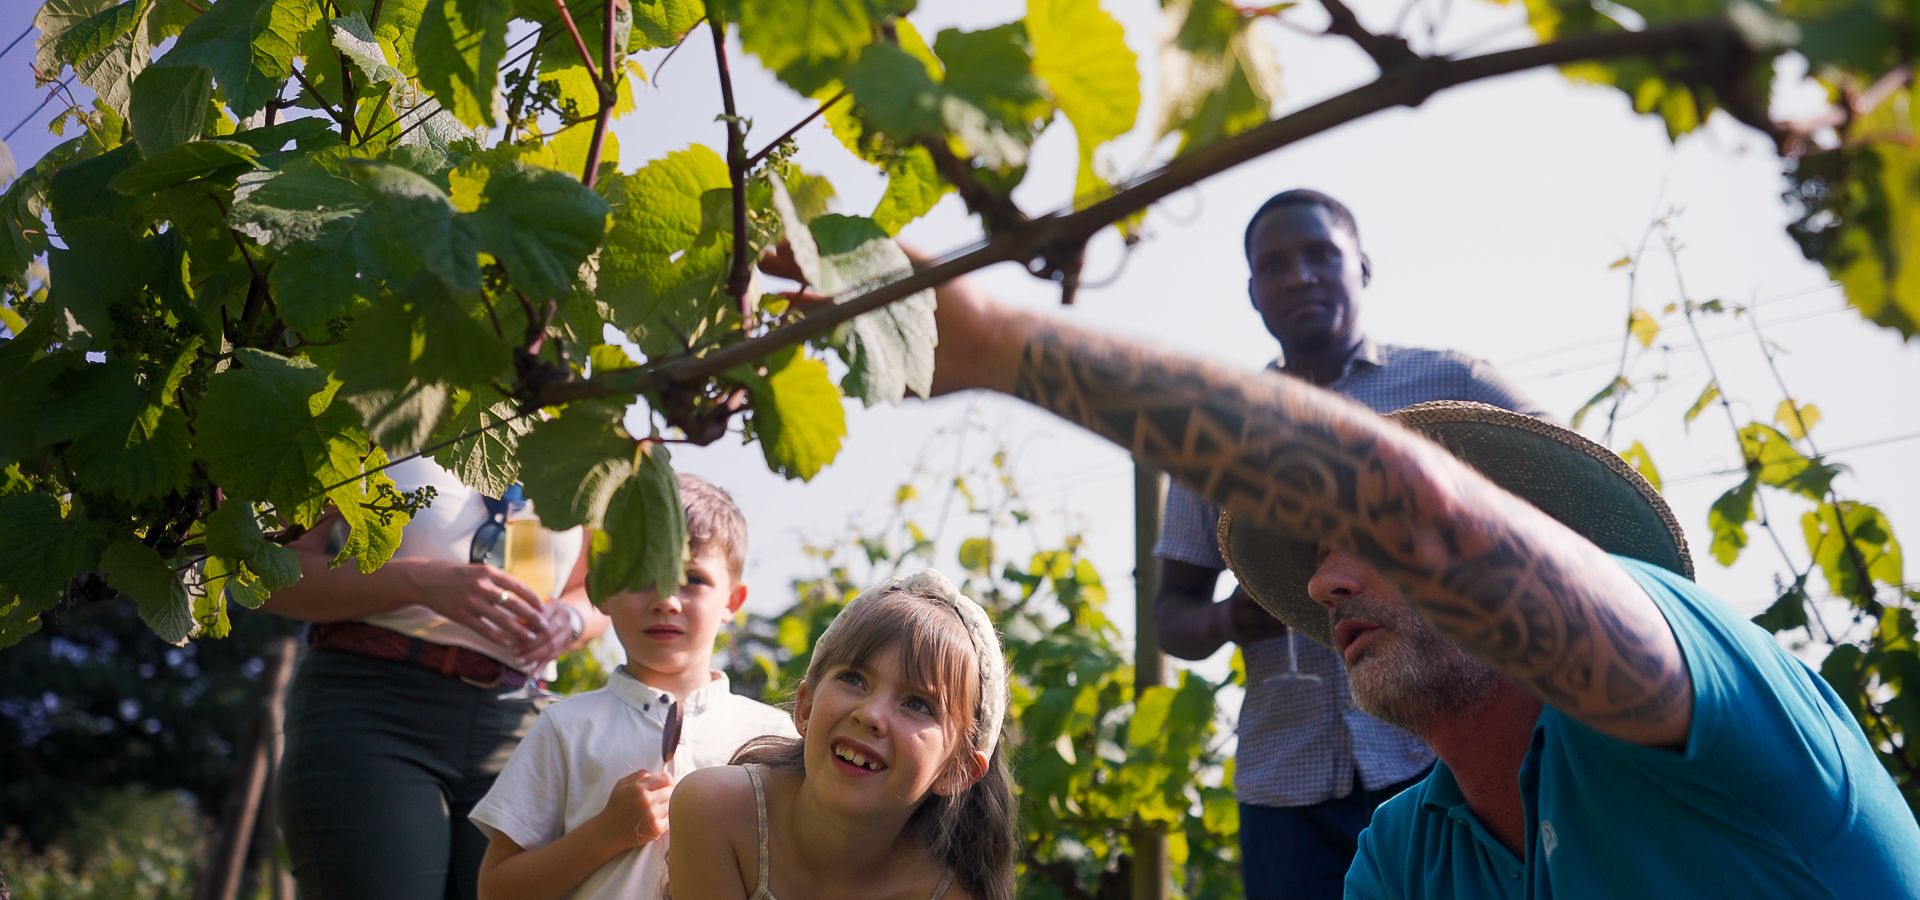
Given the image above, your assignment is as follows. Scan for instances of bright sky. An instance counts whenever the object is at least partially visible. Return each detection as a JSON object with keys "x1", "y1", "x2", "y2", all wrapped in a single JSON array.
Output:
[{"x1": 4, "y1": 1, "x2": 1915, "y2": 677}]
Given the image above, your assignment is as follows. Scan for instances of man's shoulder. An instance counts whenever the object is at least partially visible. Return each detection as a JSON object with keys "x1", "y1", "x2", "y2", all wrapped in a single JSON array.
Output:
[{"x1": 1374, "y1": 342, "x2": 1491, "y2": 371}]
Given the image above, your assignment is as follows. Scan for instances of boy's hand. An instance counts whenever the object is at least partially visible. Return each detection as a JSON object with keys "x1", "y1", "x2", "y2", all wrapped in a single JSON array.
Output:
[{"x1": 598, "y1": 769, "x2": 674, "y2": 848}]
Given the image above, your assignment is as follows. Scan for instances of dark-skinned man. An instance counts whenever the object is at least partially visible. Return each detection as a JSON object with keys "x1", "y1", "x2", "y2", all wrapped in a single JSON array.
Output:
[{"x1": 1152, "y1": 189, "x2": 1542, "y2": 899}]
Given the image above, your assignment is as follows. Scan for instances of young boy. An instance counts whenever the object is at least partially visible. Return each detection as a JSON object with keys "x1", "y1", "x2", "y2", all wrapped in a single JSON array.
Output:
[{"x1": 470, "y1": 474, "x2": 795, "y2": 899}]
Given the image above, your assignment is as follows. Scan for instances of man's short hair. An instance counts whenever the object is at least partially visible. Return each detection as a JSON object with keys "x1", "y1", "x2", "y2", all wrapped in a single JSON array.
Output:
[
  {"x1": 1243, "y1": 189, "x2": 1363, "y2": 261},
  {"x1": 679, "y1": 473, "x2": 747, "y2": 579}
]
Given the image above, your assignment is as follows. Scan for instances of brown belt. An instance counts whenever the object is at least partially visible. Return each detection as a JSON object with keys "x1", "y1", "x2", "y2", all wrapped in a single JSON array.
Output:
[{"x1": 309, "y1": 621, "x2": 532, "y2": 690}]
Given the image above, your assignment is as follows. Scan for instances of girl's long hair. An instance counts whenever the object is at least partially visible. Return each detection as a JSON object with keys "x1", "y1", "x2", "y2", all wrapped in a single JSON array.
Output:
[{"x1": 732, "y1": 588, "x2": 1016, "y2": 900}]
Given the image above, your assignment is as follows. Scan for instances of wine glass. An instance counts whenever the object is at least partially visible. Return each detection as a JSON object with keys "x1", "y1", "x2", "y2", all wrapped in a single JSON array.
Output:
[
  {"x1": 497, "y1": 493, "x2": 562, "y2": 701},
  {"x1": 1263, "y1": 630, "x2": 1323, "y2": 686}
]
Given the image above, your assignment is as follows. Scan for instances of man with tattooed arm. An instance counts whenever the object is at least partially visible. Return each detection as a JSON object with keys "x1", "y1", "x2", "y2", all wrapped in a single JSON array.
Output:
[{"x1": 907, "y1": 253, "x2": 1920, "y2": 897}]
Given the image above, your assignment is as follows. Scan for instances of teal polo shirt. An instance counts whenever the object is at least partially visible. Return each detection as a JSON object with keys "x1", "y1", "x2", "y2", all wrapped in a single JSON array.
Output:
[{"x1": 1347, "y1": 556, "x2": 1920, "y2": 899}]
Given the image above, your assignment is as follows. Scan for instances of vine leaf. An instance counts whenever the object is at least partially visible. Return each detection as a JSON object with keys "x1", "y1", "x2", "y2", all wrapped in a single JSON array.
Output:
[
  {"x1": 809, "y1": 214, "x2": 936, "y2": 405},
  {"x1": 932, "y1": 24, "x2": 1053, "y2": 170},
  {"x1": 1707, "y1": 475, "x2": 1757, "y2": 566},
  {"x1": 1776, "y1": 399, "x2": 1822, "y2": 440},
  {"x1": 102, "y1": 540, "x2": 194, "y2": 646},
  {"x1": 193, "y1": 349, "x2": 365, "y2": 528},
  {"x1": 129, "y1": 64, "x2": 214, "y2": 155},
  {"x1": 1619, "y1": 439, "x2": 1662, "y2": 492},
  {"x1": 1028, "y1": 0, "x2": 1139, "y2": 207},
  {"x1": 630, "y1": 0, "x2": 704, "y2": 49},
  {"x1": 155, "y1": 0, "x2": 322, "y2": 119},
  {"x1": 417, "y1": 0, "x2": 511, "y2": 128},
  {"x1": 324, "y1": 440, "x2": 410, "y2": 572},
  {"x1": 1569, "y1": 375, "x2": 1628, "y2": 431},
  {"x1": 517, "y1": 410, "x2": 638, "y2": 531},
  {"x1": 1683, "y1": 381, "x2": 1719, "y2": 432},
  {"x1": 467, "y1": 162, "x2": 611, "y2": 299},
  {"x1": 737, "y1": 0, "x2": 874, "y2": 96},
  {"x1": 1803, "y1": 501, "x2": 1902, "y2": 605},
  {"x1": 600, "y1": 145, "x2": 733, "y2": 345},
  {"x1": 110, "y1": 139, "x2": 261, "y2": 195},
  {"x1": 0, "y1": 493, "x2": 104, "y2": 649},
  {"x1": 426, "y1": 389, "x2": 531, "y2": 498},
  {"x1": 588, "y1": 443, "x2": 688, "y2": 601},
  {"x1": 1628, "y1": 306, "x2": 1659, "y2": 348},
  {"x1": 741, "y1": 345, "x2": 847, "y2": 481},
  {"x1": 1155, "y1": 0, "x2": 1282, "y2": 153}
]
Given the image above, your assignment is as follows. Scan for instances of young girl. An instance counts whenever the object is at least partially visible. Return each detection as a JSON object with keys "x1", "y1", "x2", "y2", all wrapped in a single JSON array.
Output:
[{"x1": 668, "y1": 570, "x2": 1015, "y2": 900}]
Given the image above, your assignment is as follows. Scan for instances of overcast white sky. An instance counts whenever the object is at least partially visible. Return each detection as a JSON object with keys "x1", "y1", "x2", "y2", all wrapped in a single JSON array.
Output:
[{"x1": 4, "y1": 0, "x2": 1915, "y2": 677}]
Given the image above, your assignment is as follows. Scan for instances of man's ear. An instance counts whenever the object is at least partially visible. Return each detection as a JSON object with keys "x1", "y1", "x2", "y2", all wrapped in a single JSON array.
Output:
[
  {"x1": 726, "y1": 582, "x2": 748, "y2": 616},
  {"x1": 1360, "y1": 254, "x2": 1372, "y2": 286},
  {"x1": 933, "y1": 748, "x2": 990, "y2": 797}
]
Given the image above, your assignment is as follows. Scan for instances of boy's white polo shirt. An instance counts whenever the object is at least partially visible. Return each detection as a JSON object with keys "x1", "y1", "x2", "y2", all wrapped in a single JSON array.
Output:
[{"x1": 471, "y1": 667, "x2": 796, "y2": 899}]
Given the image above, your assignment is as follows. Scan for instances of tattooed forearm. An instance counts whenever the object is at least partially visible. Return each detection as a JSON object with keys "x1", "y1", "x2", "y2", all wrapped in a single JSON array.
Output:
[{"x1": 1011, "y1": 322, "x2": 1693, "y2": 745}]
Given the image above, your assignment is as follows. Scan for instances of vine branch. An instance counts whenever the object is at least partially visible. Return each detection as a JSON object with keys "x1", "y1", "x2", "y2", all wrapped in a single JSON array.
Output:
[
  {"x1": 713, "y1": 20, "x2": 753, "y2": 317},
  {"x1": 534, "y1": 17, "x2": 1759, "y2": 407},
  {"x1": 1316, "y1": 0, "x2": 1421, "y2": 71},
  {"x1": 746, "y1": 88, "x2": 849, "y2": 169}
]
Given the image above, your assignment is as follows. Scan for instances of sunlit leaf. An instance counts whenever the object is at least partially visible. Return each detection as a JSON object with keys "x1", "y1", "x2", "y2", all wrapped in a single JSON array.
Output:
[
  {"x1": 742, "y1": 346, "x2": 846, "y2": 482},
  {"x1": 417, "y1": 0, "x2": 511, "y2": 128},
  {"x1": 1776, "y1": 398, "x2": 1823, "y2": 440},
  {"x1": 1618, "y1": 440, "x2": 1662, "y2": 492},
  {"x1": 588, "y1": 444, "x2": 688, "y2": 601},
  {"x1": 1683, "y1": 380, "x2": 1720, "y2": 432}
]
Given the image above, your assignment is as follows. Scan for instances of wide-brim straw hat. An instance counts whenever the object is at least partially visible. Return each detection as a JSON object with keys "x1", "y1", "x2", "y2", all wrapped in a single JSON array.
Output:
[{"x1": 1217, "y1": 401, "x2": 1694, "y2": 648}]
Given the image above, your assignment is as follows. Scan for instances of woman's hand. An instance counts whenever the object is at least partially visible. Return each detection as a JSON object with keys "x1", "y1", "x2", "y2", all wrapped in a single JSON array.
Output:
[{"x1": 407, "y1": 561, "x2": 553, "y2": 656}]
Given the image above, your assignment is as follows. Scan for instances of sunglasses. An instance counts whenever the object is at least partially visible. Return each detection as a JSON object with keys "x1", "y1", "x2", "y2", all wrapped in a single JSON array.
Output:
[{"x1": 468, "y1": 485, "x2": 524, "y2": 566}]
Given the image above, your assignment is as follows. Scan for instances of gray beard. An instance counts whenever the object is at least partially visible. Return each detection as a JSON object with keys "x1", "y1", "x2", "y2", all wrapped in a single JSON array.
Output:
[{"x1": 1337, "y1": 599, "x2": 1503, "y2": 734}]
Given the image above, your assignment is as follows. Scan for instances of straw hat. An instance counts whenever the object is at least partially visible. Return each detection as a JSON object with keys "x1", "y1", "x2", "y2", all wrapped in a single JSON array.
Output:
[{"x1": 1217, "y1": 401, "x2": 1694, "y2": 648}]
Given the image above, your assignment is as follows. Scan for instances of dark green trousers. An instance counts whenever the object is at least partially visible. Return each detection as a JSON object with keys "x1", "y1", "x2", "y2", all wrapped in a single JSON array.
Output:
[{"x1": 277, "y1": 648, "x2": 541, "y2": 900}]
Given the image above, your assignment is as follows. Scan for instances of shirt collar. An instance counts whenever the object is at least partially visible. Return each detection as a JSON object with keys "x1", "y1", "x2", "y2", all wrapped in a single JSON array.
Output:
[
  {"x1": 1270, "y1": 336, "x2": 1383, "y2": 379},
  {"x1": 610, "y1": 666, "x2": 734, "y2": 716}
]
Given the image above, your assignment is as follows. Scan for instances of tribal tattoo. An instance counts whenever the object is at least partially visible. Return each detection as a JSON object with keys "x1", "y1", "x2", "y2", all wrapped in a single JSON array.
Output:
[{"x1": 1011, "y1": 323, "x2": 1692, "y2": 744}]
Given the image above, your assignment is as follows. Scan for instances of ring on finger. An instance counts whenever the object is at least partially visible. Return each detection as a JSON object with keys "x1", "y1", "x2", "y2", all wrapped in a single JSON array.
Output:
[{"x1": 494, "y1": 590, "x2": 512, "y2": 606}]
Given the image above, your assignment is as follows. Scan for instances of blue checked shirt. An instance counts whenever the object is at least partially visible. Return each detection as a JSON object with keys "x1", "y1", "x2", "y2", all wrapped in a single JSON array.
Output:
[{"x1": 1155, "y1": 338, "x2": 1544, "y2": 808}]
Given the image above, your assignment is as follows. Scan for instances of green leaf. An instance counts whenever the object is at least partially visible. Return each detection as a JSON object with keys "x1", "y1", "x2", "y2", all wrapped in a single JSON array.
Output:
[
  {"x1": 34, "y1": 0, "x2": 119, "y2": 75},
  {"x1": 588, "y1": 444, "x2": 688, "y2": 602},
  {"x1": 1028, "y1": 0, "x2": 1138, "y2": 207},
  {"x1": 468, "y1": 162, "x2": 610, "y2": 298},
  {"x1": 958, "y1": 537, "x2": 994, "y2": 573},
  {"x1": 66, "y1": 0, "x2": 155, "y2": 117},
  {"x1": 1683, "y1": 380, "x2": 1720, "y2": 432},
  {"x1": 933, "y1": 24, "x2": 1052, "y2": 170},
  {"x1": 249, "y1": 541, "x2": 302, "y2": 591},
  {"x1": 1802, "y1": 501, "x2": 1903, "y2": 606},
  {"x1": 843, "y1": 43, "x2": 945, "y2": 139},
  {"x1": 1569, "y1": 375, "x2": 1628, "y2": 431},
  {"x1": 743, "y1": 346, "x2": 846, "y2": 481},
  {"x1": 324, "y1": 441, "x2": 409, "y2": 572},
  {"x1": 426, "y1": 389, "x2": 530, "y2": 497},
  {"x1": 871, "y1": 145, "x2": 949, "y2": 234},
  {"x1": 1627, "y1": 306, "x2": 1658, "y2": 348},
  {"x1": 129, "y1": 64, "x2": 215, "y2": 156},
  {"x1": 632, "y1": 0, "x2": 705, "y2": 49},
  {"x1": 1156, "y1": 0, "x2": 1281, "y2": 153},
  {"x1": 349, "y1": 159, "x2": 481, "y2": 293},
  {"x1": 194, "y1": 348, "x2": 363, "y2": 526},
  {"x1": 206, "y1": 501, "x2": 268, "y2": 560},
  {"x1": 809, "y1": 214, "x2": 936, "y2": 405},
  {"x1": 110, "y1": 139, "x2": 261, "y2": 195},
  {"x1": 158, "y1": 0, "x2": 322, "y2": 119},
  {"x1": 1786, "y1": 89, "x2": 1920, "y2": 338},
  {"x1": 1738, "y1": 422, "x2": 1837, "y2": 501},
  {"x1": 417, "y1": 0, "x2": 511, "y2": 128},
  {"x1": 1752, "y1": 581, "x2": 1811, "y2": 634},
  {"x1": 205, "y1": 554, "x2": 268, "y2": 612},
  {"x1": 1707, "y1": 475, "x2": 1757, "y2": 566},
  {"x1": 102, "y1": 540, "x2": 194, "y2": 645},
  {"x1": 738, "y1": 0, "x2": 874, "y2": 96},
  {"x1": 1776, "y1": 399, "x2": 1822, "y2": 440},
  {"x1": 331, "y1": 13, "x2": 406, "y2": 89},
  {"x1": 600, "y1": 146, "x2": 734, "y2": 337},
  {"x1": 0, "y1": 492, "x2": 104, "y2": 647},
  {"x1": 518, "y1": 410, "x2": 638, "y2": 530},
  {"x1": 1618, "y1": 440, "x2": 1662, "y2": 492}
]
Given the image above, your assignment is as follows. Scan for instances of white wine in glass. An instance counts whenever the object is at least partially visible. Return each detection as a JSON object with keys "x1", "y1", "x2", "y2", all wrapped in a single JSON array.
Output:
[{"x1": 498, "y1": 511, "x2": 559, "y2": 700}]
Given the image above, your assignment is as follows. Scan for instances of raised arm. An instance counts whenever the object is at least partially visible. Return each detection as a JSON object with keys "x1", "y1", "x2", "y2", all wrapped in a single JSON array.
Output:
[{"x1": 929, "y1": 276, "x2": 1690, "y2": 747}]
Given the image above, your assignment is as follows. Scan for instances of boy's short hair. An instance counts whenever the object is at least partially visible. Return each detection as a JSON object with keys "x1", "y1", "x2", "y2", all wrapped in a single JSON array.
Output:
[{"x1": 679, "y1": 473, "x2": 747, "y2": 579}]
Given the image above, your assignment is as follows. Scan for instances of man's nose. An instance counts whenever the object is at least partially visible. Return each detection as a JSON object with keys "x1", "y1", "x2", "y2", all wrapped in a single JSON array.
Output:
[
  {"x1": 1307, "y1": 549, "x2": 1364, "y2": 611},
  {"x1": 1282, "y1": 255, "x2": 1319, "y2": 288}
]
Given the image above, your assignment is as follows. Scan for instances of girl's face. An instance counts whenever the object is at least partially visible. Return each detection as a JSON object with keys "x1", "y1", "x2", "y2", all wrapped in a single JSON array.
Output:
[{"x1": 797, "y1": 644, "x2": 982, "y2": 816}]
